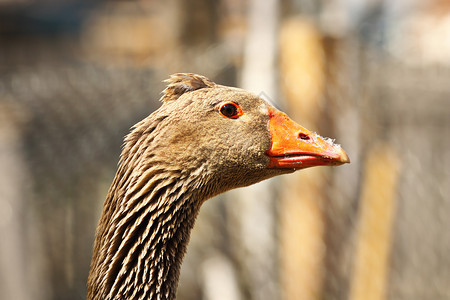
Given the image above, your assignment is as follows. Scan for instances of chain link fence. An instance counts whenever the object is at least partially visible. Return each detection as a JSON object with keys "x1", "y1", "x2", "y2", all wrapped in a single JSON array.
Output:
[{"x1": 0, "y1": 1, "x2": 448, "y2": 299}]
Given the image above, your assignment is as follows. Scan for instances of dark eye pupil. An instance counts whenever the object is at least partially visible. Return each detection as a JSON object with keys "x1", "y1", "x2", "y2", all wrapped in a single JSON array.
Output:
[{"x1": 221, "y1": 104, "x2": 238, "y2": 117}]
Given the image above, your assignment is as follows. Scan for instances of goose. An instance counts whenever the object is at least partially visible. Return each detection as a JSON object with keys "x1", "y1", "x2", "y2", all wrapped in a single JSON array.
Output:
[{"x1": 87, "y1": 73, "x2": 349, "y2": 299}]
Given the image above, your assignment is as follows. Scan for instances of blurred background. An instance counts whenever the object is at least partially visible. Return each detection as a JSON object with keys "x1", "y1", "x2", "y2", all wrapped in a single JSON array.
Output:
[{"x1": 0, "y1": 0, "x2": 449, "y2": 299}]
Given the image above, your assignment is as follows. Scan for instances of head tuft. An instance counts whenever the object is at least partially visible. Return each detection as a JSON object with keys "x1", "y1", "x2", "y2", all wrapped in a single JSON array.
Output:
[{"x1": 160, "y1": 73, "x2": 216, "y2": 102}]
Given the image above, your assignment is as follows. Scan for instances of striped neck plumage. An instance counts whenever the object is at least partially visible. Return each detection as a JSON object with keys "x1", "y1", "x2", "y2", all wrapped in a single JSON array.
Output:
[{"x1": 87, "y1": 146, "x2": 208, "y2": 300}]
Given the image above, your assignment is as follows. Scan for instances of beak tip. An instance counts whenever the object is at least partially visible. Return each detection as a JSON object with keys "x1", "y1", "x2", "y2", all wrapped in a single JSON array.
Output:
[{"x1": 338, "y1": 148, "x2": 350, "y2": 164}]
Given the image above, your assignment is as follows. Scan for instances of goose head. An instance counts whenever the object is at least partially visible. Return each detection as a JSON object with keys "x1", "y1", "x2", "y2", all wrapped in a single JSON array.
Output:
[{"x1": 142, "y1": 73, "x2": 348, "y2": 197}]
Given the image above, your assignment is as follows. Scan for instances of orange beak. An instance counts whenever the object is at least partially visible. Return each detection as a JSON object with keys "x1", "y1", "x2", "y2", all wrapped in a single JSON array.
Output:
[{"x1": 266, "y1": 107, "x2": 350, "y2": 169}]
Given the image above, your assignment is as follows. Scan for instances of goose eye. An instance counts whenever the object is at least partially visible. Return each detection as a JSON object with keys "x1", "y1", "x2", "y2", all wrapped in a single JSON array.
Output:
[{"x1": 219, "y1": 102, "x2": 243, "y2": 119}]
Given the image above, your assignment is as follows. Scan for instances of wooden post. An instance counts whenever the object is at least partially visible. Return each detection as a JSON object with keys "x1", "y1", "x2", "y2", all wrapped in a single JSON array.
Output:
[
  {"x1": 0, "y1": 103, "x2": 36, "y2": 300},
  {"x1": 278, "y1": 18, "x2": 328, "y2": 300},
  {"x1": 350, "y1": 143, "x2": 400, "y2": 300}
]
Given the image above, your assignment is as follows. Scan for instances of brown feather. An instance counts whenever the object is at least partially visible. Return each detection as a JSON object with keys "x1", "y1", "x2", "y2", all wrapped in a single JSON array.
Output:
[{"x1": 160, "y1": 73, "x2": 216, "y2": 102}]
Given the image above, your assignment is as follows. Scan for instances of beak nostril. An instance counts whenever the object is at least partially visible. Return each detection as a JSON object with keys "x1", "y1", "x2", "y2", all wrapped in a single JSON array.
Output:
[{"x1": 298, "y1": 132, "x2": 310, "y2": 140}]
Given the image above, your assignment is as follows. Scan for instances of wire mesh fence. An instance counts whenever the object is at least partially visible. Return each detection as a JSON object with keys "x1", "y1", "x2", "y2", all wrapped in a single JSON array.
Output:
[{"x1": 0, "y1": 1, "x2": 449, "y2": 299}]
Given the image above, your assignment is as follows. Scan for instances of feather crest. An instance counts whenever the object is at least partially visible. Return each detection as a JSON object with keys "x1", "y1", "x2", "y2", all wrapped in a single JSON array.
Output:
[{"x1": 160, "y1": 73, "x2": 216, "y2": 102}]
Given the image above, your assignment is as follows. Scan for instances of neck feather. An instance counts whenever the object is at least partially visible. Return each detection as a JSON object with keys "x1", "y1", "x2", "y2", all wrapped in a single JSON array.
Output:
[{"x1": 87, "y1": 118, "x2": 210, "y2": 300}]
